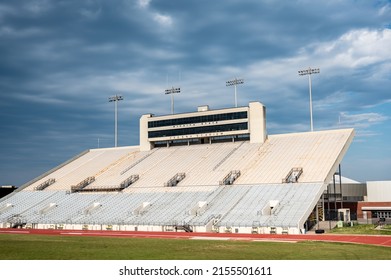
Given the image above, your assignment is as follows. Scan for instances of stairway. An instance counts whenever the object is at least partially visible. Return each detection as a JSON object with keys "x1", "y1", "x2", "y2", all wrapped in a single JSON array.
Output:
[{"x1": 309, "y1": 221, "x2": 338, "y2": 233}]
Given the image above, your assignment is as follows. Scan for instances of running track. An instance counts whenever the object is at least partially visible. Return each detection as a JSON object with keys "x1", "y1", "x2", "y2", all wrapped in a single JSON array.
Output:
[{"x1": 1, "y1": 229, "x2": 391, "y2": 247}]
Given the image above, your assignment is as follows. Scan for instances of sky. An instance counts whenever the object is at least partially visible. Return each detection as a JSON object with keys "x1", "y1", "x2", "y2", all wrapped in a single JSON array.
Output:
[{"x1": 0, "y1": 0, "x2": 390, "y2": 186}]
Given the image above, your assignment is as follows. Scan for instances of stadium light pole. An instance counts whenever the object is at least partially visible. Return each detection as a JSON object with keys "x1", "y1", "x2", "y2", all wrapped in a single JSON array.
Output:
[
  {"x1": 298, "y1": 67, "x2": 320, "y2": 132},
  {"x1": 165, "y1": 86, "x2": 180, "y2": 114},
  {"x1": 226, "y1": 78, "x2": 244, "y2": 107},
  {"x1": 108, "y1": 94, "x2": 123, "y2": 147}
]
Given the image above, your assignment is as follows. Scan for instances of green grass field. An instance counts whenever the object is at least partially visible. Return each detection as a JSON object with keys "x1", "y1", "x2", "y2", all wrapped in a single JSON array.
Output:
[
  {"x1": 329, "y1": 224, "x2": 391, "y2": 235},
  {"x1": 0, "y1": 234, "x2": 390, "y2": 260}
]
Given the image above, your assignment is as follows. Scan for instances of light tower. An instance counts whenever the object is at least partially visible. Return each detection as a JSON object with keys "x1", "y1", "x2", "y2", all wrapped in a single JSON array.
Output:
[
  {"x1": 298, "y1": 67, "x2": 320, "y2": 132},
  {"x1": 108, "y1": 94, "x2": 123, "y2": 147},
  {"x1": 226, "y1": 78, "x2": 244, "y2": 107},
  {"x1": 165, "y1": 86, "x2": 180, "y2": 114}
]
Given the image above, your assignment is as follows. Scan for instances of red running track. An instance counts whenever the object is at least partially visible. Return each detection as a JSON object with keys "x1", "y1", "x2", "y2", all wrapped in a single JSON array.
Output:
[{"x1": 1, "y1": 228, "x2": 391, "y2": 247}]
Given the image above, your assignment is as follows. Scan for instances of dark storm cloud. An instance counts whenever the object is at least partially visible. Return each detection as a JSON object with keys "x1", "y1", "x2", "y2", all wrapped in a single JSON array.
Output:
[{"x1": 0, "y1": 0, "x2": 391, "y2": 185}]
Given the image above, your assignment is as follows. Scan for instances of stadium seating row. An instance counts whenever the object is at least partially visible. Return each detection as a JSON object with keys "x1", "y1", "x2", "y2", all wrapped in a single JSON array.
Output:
[{"x1": 0, "y1": 129, "x2": 354, "y2": 233}]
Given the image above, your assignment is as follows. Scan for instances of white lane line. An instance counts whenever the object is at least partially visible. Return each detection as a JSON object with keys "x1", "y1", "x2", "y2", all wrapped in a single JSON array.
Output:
[
  {"x1": 0, "y1": 230, "x2": 30, "y2": 234},
  {"x1": 252, "y1": 239, "x2": 298, "y2": 243},
  {"x1": 191, "y1": 237, "x2": 230, "y2": 241}
]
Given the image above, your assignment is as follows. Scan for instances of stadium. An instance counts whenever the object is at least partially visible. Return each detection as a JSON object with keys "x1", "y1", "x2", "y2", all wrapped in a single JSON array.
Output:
[{"x1": 0, "y1": 101, "x2": 358, "y2": 235}]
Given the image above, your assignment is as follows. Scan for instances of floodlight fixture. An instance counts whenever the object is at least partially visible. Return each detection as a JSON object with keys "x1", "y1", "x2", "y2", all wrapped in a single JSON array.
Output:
[
  {"x1": 298, "y1": 67, "x2": 320, "y2": 132},
  {"x1": 298, "y1": 68, "x2": 320, "y2": 76},
  {"x1": 108, "y1": 94, "x2": 123, "y2": 147},
  {"x1": 165, "y1": 86, "x2": 181, "y2": 114},
  {"x1": 226, "y1": 78, "x2": 244, "y2": 107}
]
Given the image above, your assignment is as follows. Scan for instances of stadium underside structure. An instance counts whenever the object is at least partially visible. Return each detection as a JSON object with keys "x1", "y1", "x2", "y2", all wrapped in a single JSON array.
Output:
[{"x1": 0, "y1": 102, "x2": 354, "y2": 234}]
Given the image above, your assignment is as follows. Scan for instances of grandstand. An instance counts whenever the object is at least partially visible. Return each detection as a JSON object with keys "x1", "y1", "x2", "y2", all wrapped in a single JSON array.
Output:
[{"x1": 0, "y1": 101, "x2": 354, "y2": 234}]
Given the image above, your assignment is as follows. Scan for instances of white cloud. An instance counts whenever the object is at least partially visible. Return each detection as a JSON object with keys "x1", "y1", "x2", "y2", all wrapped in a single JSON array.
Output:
[
  {"x1": 314, "y1": 28, "x2": 391, "y2": 69},
  {"x1": 14, "y1": 93, "x2": 69, "y2": 106},
  {"x1": 339, "y1": 112, "x2": 389, "y2": 128},
  {"x1": 80, "y1": 7, "x2": 101, "y2": 20},
  {"x1": 134, "y1": 0, "x2": 174, "y2": 28},
  {"x1": 378, "y1": 3, "x2": 391, "y2": 16},
  {"x1": 153, "y1": 13, "x2": 173, "y2": 27},
  {"x1": 137, "y1": 0, "x2": 151, "y2": 9}
]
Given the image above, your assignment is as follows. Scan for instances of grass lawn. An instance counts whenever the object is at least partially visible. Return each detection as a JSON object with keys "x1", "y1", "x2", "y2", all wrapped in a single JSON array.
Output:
[
  {"x1": 329, "y1": 224, "x2": 391, "y2": 235},
  {"x1": 0, "y1": 234, "x2": 390, "y2": 260}
]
